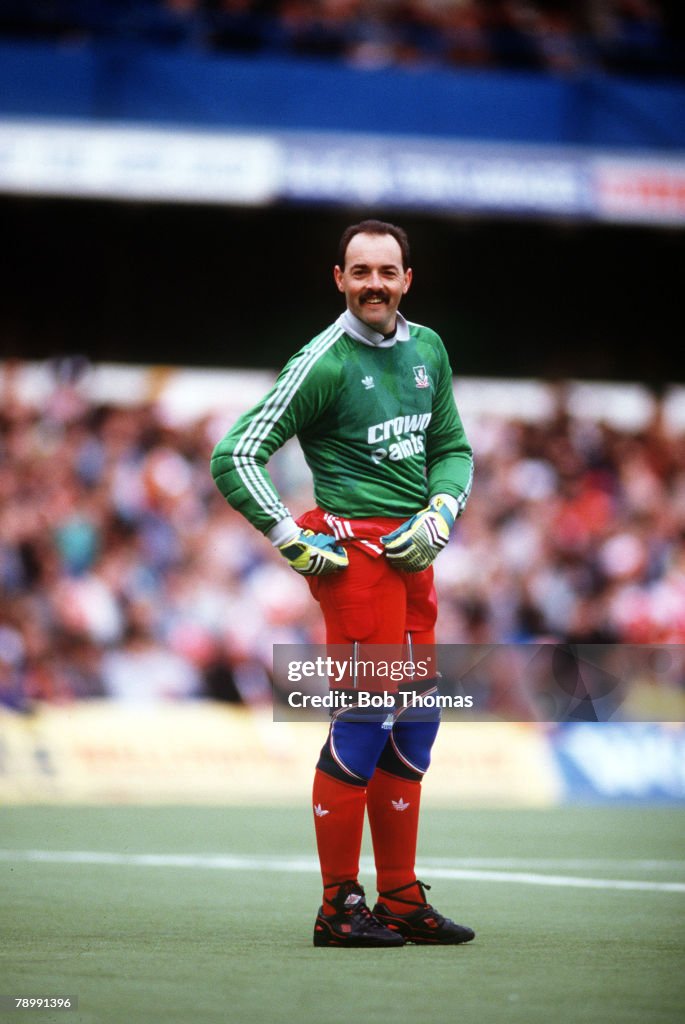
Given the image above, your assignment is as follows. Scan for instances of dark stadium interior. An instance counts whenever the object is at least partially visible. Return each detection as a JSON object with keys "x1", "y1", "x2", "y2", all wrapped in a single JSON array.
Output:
[{"x1": 2, "y1": 195, "x2": 681, "y2": 384}]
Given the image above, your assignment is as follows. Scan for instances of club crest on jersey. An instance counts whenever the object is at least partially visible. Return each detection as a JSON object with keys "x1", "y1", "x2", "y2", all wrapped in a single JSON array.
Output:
[{"x1": 413, "y1": 365, "x2": 430, "y2": 389}]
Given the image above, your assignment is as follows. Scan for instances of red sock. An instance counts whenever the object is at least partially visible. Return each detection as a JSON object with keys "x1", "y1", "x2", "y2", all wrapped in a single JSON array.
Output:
[
  {"x1": 312, "y1": 769, "x2": 367, "y2": 915},
  {"x1": 366, "y1": 768, "x2": 424, "y2": 913}
]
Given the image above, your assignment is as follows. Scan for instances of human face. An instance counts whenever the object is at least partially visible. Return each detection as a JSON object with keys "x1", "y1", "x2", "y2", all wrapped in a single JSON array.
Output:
[{"x1": 334, "y1": 232, "x2": 412, "y2": 335}]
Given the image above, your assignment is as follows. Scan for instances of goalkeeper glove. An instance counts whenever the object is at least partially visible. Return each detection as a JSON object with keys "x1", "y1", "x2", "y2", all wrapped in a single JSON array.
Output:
[
  {"x1": 381, "y1": 496, "x2": 456, "y2": 573},
  {"x1": 278, "y1": 530, "x2": 349, "y2": 576}
]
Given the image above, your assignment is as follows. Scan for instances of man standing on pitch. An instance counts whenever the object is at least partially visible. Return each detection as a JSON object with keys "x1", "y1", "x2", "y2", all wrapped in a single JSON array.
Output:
[{"x1": 211, "y1": 220, "x2": 474, "y2": 948}]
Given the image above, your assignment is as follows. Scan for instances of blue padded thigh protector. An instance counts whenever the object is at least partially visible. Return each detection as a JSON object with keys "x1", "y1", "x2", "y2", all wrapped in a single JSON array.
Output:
[
  {"x1": 324, "y1": 719, "x2": 391, "y2": 784},
  {"x1": 318, "y1": 718, "x2": 441, "y2": 785},
  {"x1": 380, "y1": 719, "x2": 440, "y2": 778}
]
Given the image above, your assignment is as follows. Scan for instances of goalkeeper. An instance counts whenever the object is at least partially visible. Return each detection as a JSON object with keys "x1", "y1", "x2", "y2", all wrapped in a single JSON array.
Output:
[{"x1": 211, "y1": 220, "x2": 474, "y2": 948}]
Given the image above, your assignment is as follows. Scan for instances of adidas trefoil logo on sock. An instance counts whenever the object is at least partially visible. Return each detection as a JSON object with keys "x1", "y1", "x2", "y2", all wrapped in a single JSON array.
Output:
[
  {"x1": 314, "y1": 803, "x2": 330, "y2": 817},
  {"x1": 391, "y1": 797, "x2": 410, "y2": 811}
]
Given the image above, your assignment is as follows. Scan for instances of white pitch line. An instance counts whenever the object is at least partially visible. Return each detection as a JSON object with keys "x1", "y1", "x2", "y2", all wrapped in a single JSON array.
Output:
[
  {"x1": 1, "y1": 849, "x2": 684, "y2": 893},
  {"x1": 0, "y1": 850, "x2": 319, "y2": 872},
  {"x1": 411, "y1": 867, "x2": 685, "y2": 893},
  {"x1": 413, "y1": 856, "x2": 685, "y2": 871}
]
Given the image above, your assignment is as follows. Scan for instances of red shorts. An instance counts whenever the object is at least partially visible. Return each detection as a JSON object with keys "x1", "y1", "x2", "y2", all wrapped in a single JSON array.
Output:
[{"x1": 297, "y1": 507, "x2": 438, "y2": 645}]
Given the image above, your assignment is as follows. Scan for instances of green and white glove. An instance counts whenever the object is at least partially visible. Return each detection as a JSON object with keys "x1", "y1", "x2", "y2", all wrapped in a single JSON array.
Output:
[
  {"x1": 381, "y1": 495, "x2": 456, "y2": 573},
  {"x1": 278, "y1": 530, "x2": 349, "y2": 576}
]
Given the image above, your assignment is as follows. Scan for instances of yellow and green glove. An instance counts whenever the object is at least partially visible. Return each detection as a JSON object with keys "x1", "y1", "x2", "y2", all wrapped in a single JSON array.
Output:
[
  {"x1": 278, "y1": 530, "x2": 349, "y2": 576},
  {"x1": 381, "y1": 496, "x2": 456, "y2": 573}
]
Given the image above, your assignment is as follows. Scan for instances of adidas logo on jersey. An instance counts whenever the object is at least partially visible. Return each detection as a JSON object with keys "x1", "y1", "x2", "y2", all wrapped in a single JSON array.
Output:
[{"x1": 362, "y1": 375, "x2": 375, "y2": 390}]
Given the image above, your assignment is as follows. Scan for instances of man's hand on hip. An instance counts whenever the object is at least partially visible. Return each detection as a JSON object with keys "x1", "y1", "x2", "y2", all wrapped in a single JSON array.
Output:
[
  {"x1": 278, "y1": 530, "x2": 349, "y2": 576},
  {"x1": 381, "y1": 496, "x2": 456, "y2": 573}
]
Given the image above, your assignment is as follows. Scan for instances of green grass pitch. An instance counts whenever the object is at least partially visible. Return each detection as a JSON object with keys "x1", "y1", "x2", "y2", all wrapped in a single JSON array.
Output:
[{"x1": 1, "y1": 805, "x2": 684, "y2": 1024}]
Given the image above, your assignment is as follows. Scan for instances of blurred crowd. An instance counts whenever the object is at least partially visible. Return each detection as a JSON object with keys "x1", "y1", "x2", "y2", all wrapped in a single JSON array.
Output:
[
  {"x1": 0, "y1": 0, "x2": 681, "y2": 78},
  {"x1": 1, "y1": 357, "x2": 684, "y2": 713}
]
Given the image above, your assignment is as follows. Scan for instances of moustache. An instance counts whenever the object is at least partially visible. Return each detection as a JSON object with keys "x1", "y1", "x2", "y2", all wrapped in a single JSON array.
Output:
[{"x1": 360, "y1": 289, "x2": 390, "y2": 304}]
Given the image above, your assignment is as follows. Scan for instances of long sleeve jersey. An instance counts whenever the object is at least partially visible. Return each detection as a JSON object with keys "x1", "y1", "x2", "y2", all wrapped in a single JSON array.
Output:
[{"x1": 211, "y1": 311, "x2": 473, "y2": 535}]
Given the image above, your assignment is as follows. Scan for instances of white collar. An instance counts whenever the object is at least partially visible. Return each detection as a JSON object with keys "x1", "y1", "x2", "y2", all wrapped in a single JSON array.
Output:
[{"x1": 337, "y1": 309, "x2": 410, "y2": 348}]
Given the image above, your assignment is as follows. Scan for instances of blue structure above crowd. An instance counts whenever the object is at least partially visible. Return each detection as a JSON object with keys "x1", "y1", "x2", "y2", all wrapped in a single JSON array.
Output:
[{"x1": 0, "y1": 1, "x2": 684, "y2": 150}]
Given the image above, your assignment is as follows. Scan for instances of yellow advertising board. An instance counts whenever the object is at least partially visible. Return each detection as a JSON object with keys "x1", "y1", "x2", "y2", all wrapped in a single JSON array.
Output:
[
  {"x1": 427, "y1": 722, "x2": 561, "y2": 805},
  {"x1": 0, "y1": 703, "x2": 560, "y2": 806}
]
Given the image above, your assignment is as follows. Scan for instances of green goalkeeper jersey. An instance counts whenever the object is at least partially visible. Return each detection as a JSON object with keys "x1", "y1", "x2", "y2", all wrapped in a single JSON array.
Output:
[{"x1": 211, "y1": 311, "x2": 473, "y2": 534}]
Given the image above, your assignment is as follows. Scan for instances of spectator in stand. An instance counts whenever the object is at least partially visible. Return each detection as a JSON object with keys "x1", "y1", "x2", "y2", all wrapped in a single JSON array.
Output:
[
  {"x1": 0, "y1": 0, "x2": 680, "y2": 78},
  {"x1": 1, "y1": 356, "x2": 684, "y2": 716}
]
